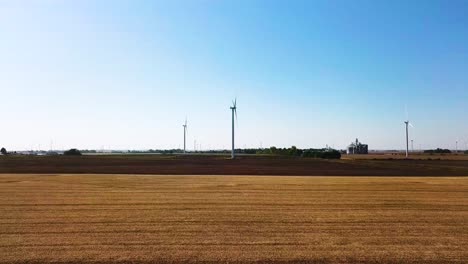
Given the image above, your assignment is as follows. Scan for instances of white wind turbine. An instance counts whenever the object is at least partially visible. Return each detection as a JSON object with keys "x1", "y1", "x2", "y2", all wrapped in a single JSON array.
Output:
[
  {"x1": 182, "y1": 118, "x2": 187, "y2": 154},
  {"x1": 404, "y1": 108, "x2": 414, "y2": 158},
  {"x1": 230, "y1": 99, "x2": 238, "y2": 159}
]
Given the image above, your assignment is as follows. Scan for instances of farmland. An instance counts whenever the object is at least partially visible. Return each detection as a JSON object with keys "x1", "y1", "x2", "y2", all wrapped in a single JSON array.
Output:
[
  {"x1": 0, "y1": 174, "x2": 467, "y2": 263},
  {"x1": 344, "y1": 153, "x2": 468, "y2": 161},
  {"x1": 1, "y1": 154, "x2": 468, "y2": 176}
]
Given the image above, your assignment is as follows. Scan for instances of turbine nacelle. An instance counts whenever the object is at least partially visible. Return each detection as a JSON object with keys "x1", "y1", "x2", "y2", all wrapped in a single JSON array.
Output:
[
  {"x1": 230, "y1": 98, "x2": 237, "y2": 109},
  {"x1": 404, "y1": 120, "x2": 414, "y2": 128}
]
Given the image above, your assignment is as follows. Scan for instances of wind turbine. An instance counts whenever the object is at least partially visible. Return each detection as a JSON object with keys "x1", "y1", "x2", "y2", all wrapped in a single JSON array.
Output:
[
  {"x1": 230, "y1": 99, "x2": 237, "y2": 159},
  {"x1": 182, "y1": 118, "x2": 187, "y2": 154},
  {"x1": 404, "y1": 120, "x2": 413, "y2": 158},
  {"x1": 404, "y1": 105, "x2": 414, "y2": 158}
]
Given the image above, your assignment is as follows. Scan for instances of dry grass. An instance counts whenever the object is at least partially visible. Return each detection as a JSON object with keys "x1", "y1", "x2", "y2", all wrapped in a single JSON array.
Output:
[{"x1": 0, "y1": 174, "x2": 467, "y2": 263}]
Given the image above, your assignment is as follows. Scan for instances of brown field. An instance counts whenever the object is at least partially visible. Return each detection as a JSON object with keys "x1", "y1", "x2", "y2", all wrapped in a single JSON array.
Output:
[
  {"x1": 2, "y1": 154, "x2": 468, "y2": 176},
  {"x1": 345, "y1": 153, "x2": 468, "y2": 161},
  {"x1": 0, "y1": 174, "x2": 467, "y2": 263}
]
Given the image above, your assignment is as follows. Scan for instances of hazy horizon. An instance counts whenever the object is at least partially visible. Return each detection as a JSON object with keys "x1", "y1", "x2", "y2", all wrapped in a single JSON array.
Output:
[{"x1": 1, "y1": 1, "x2": 468, "y2": 151}]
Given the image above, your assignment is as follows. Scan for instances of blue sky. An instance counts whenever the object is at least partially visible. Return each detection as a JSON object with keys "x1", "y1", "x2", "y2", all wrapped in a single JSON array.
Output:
[{"x1": 1, "y1": 0, "x2": 468, "y2": 151}]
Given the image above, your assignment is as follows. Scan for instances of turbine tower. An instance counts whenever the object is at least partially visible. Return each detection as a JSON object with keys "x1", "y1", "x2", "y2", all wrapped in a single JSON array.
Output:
[
  {"x1": 404, "y1": 121, "x2": 409, "y2": 158},
  {"x1": 404, "y1": 120, "x2": 413, "y2": 158},
  {"x1": 404, "y1": 105, "x2": 414, "y2": 158},
  {"x1": 183, "y1": 118, "x2": 187, "y2": 154},
  {"x1": 230, "y1": 99, "x2": 237, "y2": 159}
]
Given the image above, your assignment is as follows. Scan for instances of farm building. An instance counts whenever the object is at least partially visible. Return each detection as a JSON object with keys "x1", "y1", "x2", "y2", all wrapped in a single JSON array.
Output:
[{"x1": 347, "y1": 139, "x2": 368, "y2": 154}]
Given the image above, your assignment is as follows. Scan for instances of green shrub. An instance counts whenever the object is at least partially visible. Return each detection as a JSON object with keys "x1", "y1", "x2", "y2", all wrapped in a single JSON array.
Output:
[
  {"x1": 302, "y1": 149, "x2": 341, "y2": 159},
  {"x1": 64, "y1": 149, "x2": 82, "y2": 156},
  {"x1": 424, "y1": 148, "x2": 451, "y2": 154}
]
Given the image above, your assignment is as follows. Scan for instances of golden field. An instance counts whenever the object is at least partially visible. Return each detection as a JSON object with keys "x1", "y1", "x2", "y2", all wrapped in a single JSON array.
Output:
[{"x1": 0, "y1": 174, "x2": 467, "y2": 263}]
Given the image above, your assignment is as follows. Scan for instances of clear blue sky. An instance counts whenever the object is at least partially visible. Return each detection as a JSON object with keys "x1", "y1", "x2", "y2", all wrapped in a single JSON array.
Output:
[{"x1": 1, "y1": 0, "x2": 467, "y2": 151}]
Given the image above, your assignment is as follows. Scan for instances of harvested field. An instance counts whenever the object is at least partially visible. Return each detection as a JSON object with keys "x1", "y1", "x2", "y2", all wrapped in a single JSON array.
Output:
[
  {"x1": 345, "y1": 153, "x2": 468, "y2": 161},
  {"x1": 1, "y1": 155, "x2": 468, "y2": 176},
  {"x1": 0, "y1": 174, "x2": 467, "y2": 263}
]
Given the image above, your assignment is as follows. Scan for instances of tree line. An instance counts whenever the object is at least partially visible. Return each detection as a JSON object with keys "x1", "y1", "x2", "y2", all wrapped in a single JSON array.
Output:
[
  {"x1": 424, "y1": 148, "x2": 452, "y2": 154},
  {"x1": 1, "y1": 146, "x2": 341, "y2": 159},
  {"x1": 243, "y1": 146, "x2": 341, "y2": 159}
]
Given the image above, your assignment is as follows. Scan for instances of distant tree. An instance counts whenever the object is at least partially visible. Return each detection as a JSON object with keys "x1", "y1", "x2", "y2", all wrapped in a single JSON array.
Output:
[
  {"x1": 288, "y1": 146, "x2": 298, "y2": 156},
  {"x1": 241, "y1": 148, "x2": 257, "y2": 154},
  {"x1": 64, "y1": 149, "x2": 82, "y2": 156},
  {"x1": 321, "y1": 150, "x2": 341, "y2": 159},
  {"x1": 424, "y1": 148, "x2": 451, "y2": 154},
  {"x1": 465, "y1": 150, "x2": 468, "y2": 155},
  {"x1": 302, "y1": 149, "x2": 341, "y2": 159},
  {"x1": 0, "y1": 148, "x2": 7, "y2": 155},
  {"x1": 269, "y1": 146, "x2": 277, "y2": 155}
]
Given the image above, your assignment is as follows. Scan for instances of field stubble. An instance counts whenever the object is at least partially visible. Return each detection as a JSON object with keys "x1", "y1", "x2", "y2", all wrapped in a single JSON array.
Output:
[{"x1": 0, "y1": 175, "x2": 467, "y2": 263}]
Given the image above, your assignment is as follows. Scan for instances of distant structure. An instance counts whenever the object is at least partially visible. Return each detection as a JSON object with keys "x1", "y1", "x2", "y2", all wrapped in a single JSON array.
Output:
[
  {"x1": 404, "y1": 120, "x2": 409, "y2": 158},
  {"x1": 183, "y1": 118, "x2": 187, "y2": 154},
  {"x1": 347, "y1": 139, "x2": 368, "y2": 154},
  {"x1": 230, "y1": 98, "x2": 237, "y2": 159}
]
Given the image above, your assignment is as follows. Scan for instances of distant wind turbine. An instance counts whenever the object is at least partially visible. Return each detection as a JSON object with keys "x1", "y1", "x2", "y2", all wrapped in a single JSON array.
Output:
[
  {"x1": 404, "y1": 105, "x2": 414, "y2": 158},
  {"x1": 183, "y1": 118, "x2": 187, "y2": 154},
  {"x1": 404, "y1": 120, "x2": 414, "y2": 158},
  {"x1": 230, "y1": 99, "x2": 238, "y2": 159}
]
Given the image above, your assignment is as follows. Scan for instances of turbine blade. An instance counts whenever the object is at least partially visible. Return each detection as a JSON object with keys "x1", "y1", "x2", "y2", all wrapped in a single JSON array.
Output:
[{"x1": 409, "y1": 122, "x2": 414, "y2": 128}]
